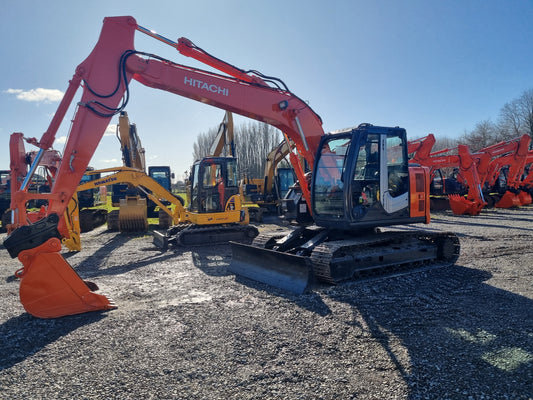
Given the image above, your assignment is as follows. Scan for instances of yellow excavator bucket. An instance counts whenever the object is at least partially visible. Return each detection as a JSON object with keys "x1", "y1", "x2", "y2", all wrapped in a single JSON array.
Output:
[
  {"x1": 16, "y1": 237, "x2": 115, "y2": 318},
  {"x1": 118, "y1": 196, "x2": 148, "y2": 232}
]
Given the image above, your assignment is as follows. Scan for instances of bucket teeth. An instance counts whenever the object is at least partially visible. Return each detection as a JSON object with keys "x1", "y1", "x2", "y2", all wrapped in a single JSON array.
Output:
[{"x1": 100, "y1": 293, "x2": 117, "y2": 308}]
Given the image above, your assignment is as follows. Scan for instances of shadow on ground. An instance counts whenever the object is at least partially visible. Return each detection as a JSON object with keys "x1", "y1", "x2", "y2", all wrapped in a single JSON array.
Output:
[
  {"x1": 0, "y1": 312, "x2": 107, "y2": 371},
  {"x1": 327, "y1": 265, "x2": 533, "y2": 399}
]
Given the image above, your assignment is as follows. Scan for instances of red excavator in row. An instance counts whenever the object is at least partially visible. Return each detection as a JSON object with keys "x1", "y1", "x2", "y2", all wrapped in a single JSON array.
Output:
[
  {"x1": 475, "y1": 134, "x2": 531, "y2": 208},
  {"x1": 518, "y1": 151, "x2": 533, "y2": 204},
  {"x1": 408, "y1": 133, "x2": 532, "y2": 213},
  {"x1": 408, "y1": 134, "x2": 486, "y2": 215},
  {"x1": 4, "y1": 16, "x2": 459, "y2": 318}
]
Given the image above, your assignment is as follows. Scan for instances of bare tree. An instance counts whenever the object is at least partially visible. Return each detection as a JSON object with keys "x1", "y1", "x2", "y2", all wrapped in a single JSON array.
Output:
[
  {"x1": 460, "y1": 119, "x2": 498, "y2": 152},
  {"x1": 451, "y1": 88, "x2": 533, "y2": 151},
  {"x1": 518, "y1": 89, "x2": 533, "y2": 146},
  {"x1": 431, "y1": 135, "x2": 459, "y2": 152},
  {"x1": 234, "y1": 121, "x2": 282, "y2": 179},
  {"x1": 192, "y1": 127, "x2": 219, "y2": 161},
  {"x1": 192, "y1": 120, "x2": 283, "y2": 180},
  {"x1": 498, "y1": 98, "x2": 525, "y2": 141}
]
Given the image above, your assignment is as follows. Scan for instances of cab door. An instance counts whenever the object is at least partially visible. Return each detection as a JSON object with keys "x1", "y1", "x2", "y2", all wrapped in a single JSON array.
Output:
[
  {"x1": 380, "y1": 133, "x2": 409, "y2": 214},
  {"x1": 350, "y1": 130, "x2": 409, "y2": 221}
]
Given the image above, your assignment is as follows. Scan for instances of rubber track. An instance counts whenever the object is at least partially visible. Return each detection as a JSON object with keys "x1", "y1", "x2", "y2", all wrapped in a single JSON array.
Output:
[
  {"x1": 173, "y1": 224, "x2": 258, "y2": 246},
  {"x1": 251, "y1": 231, "x2": 292, "y2": 248},
  {"x1": 311, "y1": 231, "x2": 460, "y2": 284}
]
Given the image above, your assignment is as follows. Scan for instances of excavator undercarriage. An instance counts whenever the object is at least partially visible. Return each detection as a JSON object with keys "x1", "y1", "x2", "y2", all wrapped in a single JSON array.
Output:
[
  {"x1": 153, "y1": 223, "x2": 258, "y2": 249},
  {"x1": 230, "y1": 227, "x2": 460, "y2": 294}
]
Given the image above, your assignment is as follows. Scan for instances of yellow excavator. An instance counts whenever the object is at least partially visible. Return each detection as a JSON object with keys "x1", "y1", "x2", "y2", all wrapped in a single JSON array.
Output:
[
  {"x1": 60, "y1": 111, "x2": 257, "y2": 252},
  {"x1": 240, "y1": 140, "x2": 295, "y2": 221},
  {"x1": 109, "y1": 110, "x2": 153, "y2": 231},
  {"x1": 61, "y1": 160, "x2": 258, "y2": 252},
  {"x1": 208, "y1": 111, "x2": 297, "y2": 221}
]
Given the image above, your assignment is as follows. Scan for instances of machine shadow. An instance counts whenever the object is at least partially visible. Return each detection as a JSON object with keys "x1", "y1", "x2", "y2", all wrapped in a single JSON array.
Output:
[
  {"x1": 324, "y1": 265, "x2": 533, "y2": 399},
  {"x1": 432, "y1": 217, "x2": 533, "y2": 234},
  {"x1": 0, "y1": 311, "x2": 106, "y2": 371},
  {"x1": 189, "y1": 242, "x2": 334, "y2": 315},
  {"x1": 65, "y1": 230, "x2": 187, "y2": 278},
  {"x1": 189, "y1": 244, "x2": 235, "y2": 277},
  {"x1": 429, "y1": 208, "x2": 533, "y2": 233}
]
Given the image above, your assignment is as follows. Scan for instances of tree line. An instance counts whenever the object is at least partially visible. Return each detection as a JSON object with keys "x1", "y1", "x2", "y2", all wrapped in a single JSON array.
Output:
[
  {"x1": 191, "y1": 88, "x2": 533, "y2": 179},
  {"x1": 192, "y1": 120, "x2": 285, "y2": 180},
  {"x1": 432, "y1": 88, "x2": 533, "y2": 152}
]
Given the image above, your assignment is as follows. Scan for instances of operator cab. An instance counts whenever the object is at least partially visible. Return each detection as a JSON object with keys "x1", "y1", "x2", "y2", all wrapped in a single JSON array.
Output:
[
  {"x1": 148, "y1": 166, "x2": 174, "y2": 192},
  {"x1": 312, "y1": 124, "x2": 426, "y2": 230},
  {"x1": 189, "y1": 157, "x2": 239, "y2": 213},
  {"x1": 275, "y1": 168, "x2": 296, "y2": 199}
]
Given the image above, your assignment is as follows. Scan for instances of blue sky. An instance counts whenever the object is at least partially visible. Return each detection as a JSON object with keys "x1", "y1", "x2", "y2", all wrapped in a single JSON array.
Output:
[{"x1": 1, "y1": 0, "x2": 532, "y2": 180}]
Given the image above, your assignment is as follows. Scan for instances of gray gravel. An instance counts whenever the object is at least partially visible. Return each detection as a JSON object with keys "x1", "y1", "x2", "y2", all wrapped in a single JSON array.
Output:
[{"x1": 0, "y1": 208, "x2": 532, "y2": 399}]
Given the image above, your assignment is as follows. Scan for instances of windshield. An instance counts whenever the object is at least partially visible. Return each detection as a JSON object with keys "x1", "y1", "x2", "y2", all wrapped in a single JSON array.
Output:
[{"x1": 313, "y1": 136, "x2": 351, "y2": 216}]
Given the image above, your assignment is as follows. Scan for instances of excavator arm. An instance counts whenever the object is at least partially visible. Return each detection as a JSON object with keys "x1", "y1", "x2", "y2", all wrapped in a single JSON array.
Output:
[
  {"x1": 117, "y1": 111, "x2": 146, "y2": 171},
  {"x1": 408, "y1": 135, "x2": 485, "y2": 215},
  {"x1": 425, "y1": 145, "x2": 486, "y2": 215},
  {"x1": 263, "y1": 140, "x2": 293, "y2": 197},
  {"x1": 209, "y1": 111, "x2": 235, "y2": 157},
  {"x1": 408, "y1": 134, "x2": 436, "y2": 164},
  {"x1": 4, "y1": 16, "x2": 323, "y2": 318},
  {"x1": 474, "y1": 134, "x2": 530, "y2": 207},
  {"x1": 76, "y1": 167, "x2": 183, "y2": 220}
]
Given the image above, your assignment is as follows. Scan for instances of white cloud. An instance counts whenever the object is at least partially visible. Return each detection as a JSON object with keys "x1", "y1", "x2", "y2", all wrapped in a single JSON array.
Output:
[
  {"x1": 5, "y1": 88, "x2": 64, "y2": 103},
  {"x1": 104, "y1": 124, "x2": 117, "y2": 136},
  {"x1": 100, "y1": 158, "x2": 120, "y2": 164},
  {"x1": 55, "y1": 136, "x2": 67, "y2": 145},
  {"x1": 53, "y1": 124, "x2": 115, "y2": 147}
]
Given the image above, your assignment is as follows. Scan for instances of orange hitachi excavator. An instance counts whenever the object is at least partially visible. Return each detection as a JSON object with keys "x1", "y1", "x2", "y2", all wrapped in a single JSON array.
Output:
[
  {"x1": 4, "y1": 16, "x2": 459, "y2": 318},
  {"x1": 408, "y1": 134, "x2": 486, "y2": 215},
  {"x1": 517, "y1": 150, "x2": 533, "y2": 205},
  {"x1": 474, "y1": 134, "x2": 531, "y2": 208}
]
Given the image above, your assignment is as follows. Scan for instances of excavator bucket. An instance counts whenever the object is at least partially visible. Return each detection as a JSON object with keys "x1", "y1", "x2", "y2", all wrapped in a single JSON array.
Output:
[
  {"x1": 495, "y1": 191, "x2": 521, "y2": 208},
  {"x1": 118, "y1": 196, "x2": 148, "y2": 232},
  {"x1": 229, "y1": 242, "x2": 313, "y2": 294},
  {"x1": 518, "y1": 191, "x2": 532, "y2": 206},
  {"x1": 15, "y1": 238, "x2": 115, "y2": 318},
  {"x1": 448, "y1": 194, "x2": 483, "y2": 216}
]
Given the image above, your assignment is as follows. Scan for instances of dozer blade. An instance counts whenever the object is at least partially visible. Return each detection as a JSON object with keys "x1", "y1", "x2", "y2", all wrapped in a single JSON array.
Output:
[
  {"x1": 17, "y1": 238, "x2": 115, "y2": 318},
  {"x1": 119, "y1": 197, "x2": 148, "y2": 232},
  {"x1": 229, "y1": 242, "x2": 312, "y2": 294},
  {"x1": 495, "y1": 191, "x2": 521, "y2": 208},
  {"x1": 152, "y1": 229, "x2": 169, "y2": 250}
]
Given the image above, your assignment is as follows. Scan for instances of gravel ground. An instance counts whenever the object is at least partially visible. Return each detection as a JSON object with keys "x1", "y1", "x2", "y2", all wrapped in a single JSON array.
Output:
[{"x1": 0, "y1": 208, "x2": 532, "y2": 400}]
